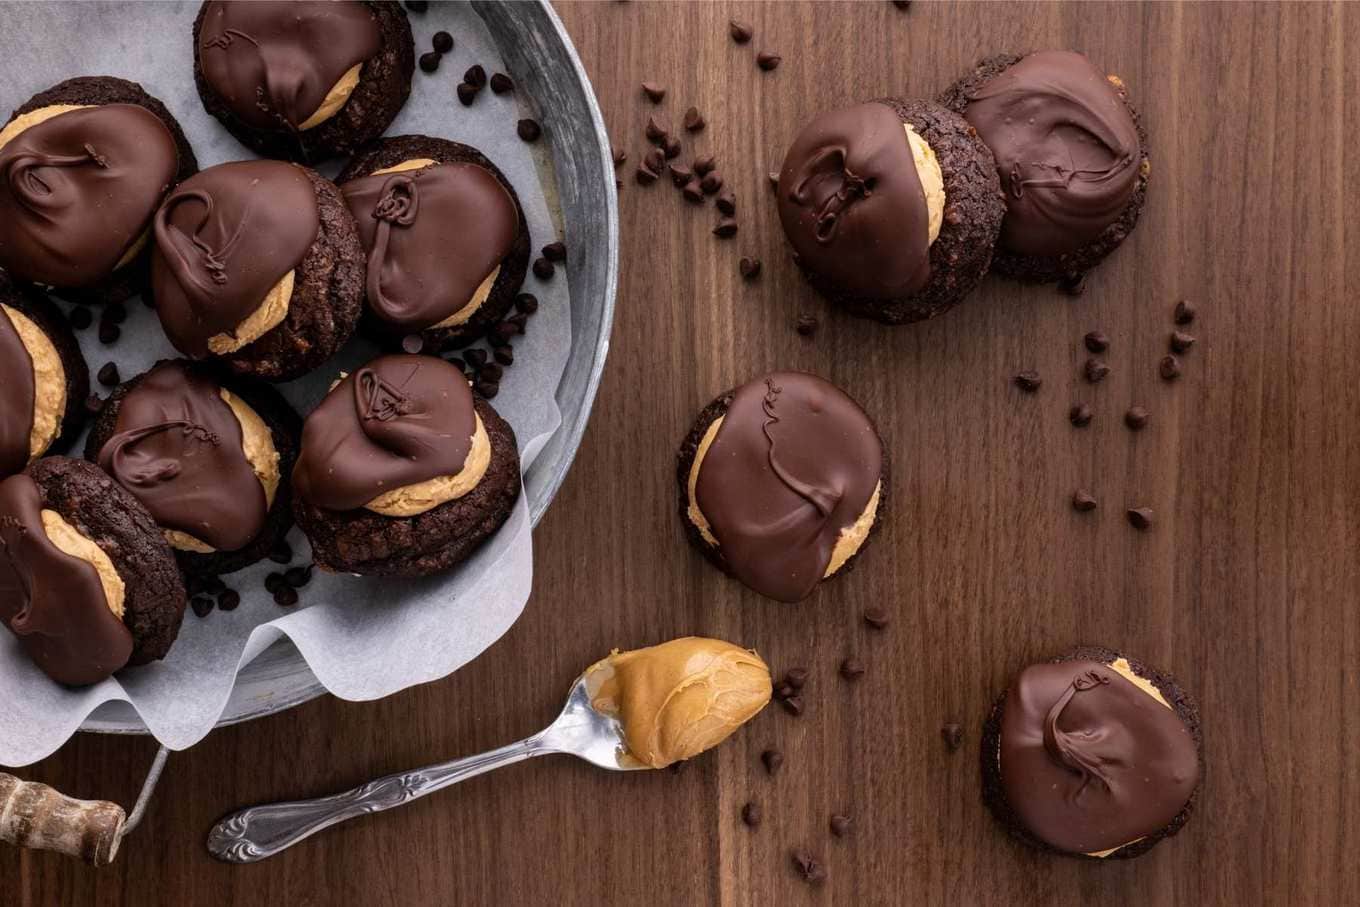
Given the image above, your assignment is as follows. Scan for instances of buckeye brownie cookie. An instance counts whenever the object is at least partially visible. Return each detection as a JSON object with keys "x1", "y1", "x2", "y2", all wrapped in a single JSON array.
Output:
[
  {"x1": 337, "y1": 135, "x2": 530, "y2": 350},
  {"x1": 939, "y1": 51, "x2": 1149, "y2": 282},
  {"x1": 292, "y1": 354, "x2": 521, "y2": 576},
  {"x1": 0, "y1": 457, "x2": 186, "y2": 686},
  {"x1": 193, "y1": 1, "x2": 415, "y2": 163},
  {"x1": 85, "y1": 360, "x2": 299, "y2": 577},
  {"x1": 0, "y1": 76, "x2": 197, "y2": 307},
  {"x1": 0, "y1": 272, "x2": 90, "y2": 476},
  {"x1": 981, "y1": 646, "x2": 1203, "y2": 859},
  {"x1": 676, "y1": 372, "x2": 886, "y2": 603},
  {"x1": 776, "y1": 100, "x2": 1003, "y2": 324},
  {"x1": 149, "y1": 160, "x2": 365, "y2": 381}
]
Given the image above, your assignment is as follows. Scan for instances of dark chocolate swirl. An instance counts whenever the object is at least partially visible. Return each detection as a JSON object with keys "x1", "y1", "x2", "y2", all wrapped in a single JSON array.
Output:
[
  {"x1": 293, "y1": 354, "x2": 477, "y2": 512},
  {"x1": 0, "y1": 306, "x2": 36, "y2": 477},
  {"x1": 963, "y1": 50, "x2": 1142, "y2": 257},
  {"x1": 0, "y1": 104, "x2": 178, "y2": 287},
  {"x1": 777, "y1": 102, "x2": 930, "y2": 299},
  {"x1": 0, "y1": 473, "x2": 131, "y2": 686}
]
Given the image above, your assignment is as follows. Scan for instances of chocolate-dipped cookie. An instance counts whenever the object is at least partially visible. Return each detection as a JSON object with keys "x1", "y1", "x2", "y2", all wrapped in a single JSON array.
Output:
[
  {"x1": 0, "y1": 76, "x2": 197, "y2": 308},
  {"x1": 149, "y1": 160, "x2": 365, "y2": 382},
  {"x1": 0, "y1": 457, "x2": 186, "y2": 686},
  {"x1": 0, "y1": 271, "x2": 90, "y2": 476},
  {"x1": 292, "y1": 354, "x2": 521, "y2": 576},
  {"x1": 337, "y1": 135, "x2": 530, "y2": 351},
  {"x1": 938, "y1": 50, "x2": 1150, "y2": 283},
  {"x1": 676, "y1": 372, "x2": 887, "y2": 602},
  {"x1": 980, "y1": 646, "x2": 1203, "y2": 859},
  {"x1": 84, "y1": 360, "x2": 300, "y2": 577},
  {"x1": 192, "y1": 1, "x2": 415, "y2": 164},
  {"x1": 776, "y1": 99, "x2": 1003, "y2": 324}
]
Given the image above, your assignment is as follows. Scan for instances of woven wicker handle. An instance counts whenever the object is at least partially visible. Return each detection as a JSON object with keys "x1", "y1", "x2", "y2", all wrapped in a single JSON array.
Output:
[{"x1": 0, "y1": 772, "x2": 126, "y2": 866}]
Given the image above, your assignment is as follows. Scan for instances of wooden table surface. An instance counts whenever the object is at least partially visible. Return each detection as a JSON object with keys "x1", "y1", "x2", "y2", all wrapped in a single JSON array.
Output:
[{"x1": 5, "y1": 2, "x2": 1359, "y2": 904}]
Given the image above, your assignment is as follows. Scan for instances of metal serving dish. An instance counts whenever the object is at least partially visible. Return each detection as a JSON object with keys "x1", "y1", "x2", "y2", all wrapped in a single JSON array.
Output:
[{"x1": 80, "y1": 0, "x2": 618, "y2": 734}]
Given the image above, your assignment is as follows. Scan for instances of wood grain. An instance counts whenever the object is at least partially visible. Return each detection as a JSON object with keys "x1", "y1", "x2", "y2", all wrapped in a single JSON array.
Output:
[{"x1": 4, "y1": 2, "x2": 1359, "y2": 903}]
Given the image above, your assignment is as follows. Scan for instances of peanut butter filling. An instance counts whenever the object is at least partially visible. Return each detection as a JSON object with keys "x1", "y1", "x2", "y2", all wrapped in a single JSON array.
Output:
[
  {"x1": 298, "y1": 63, "x2": 363, "y2": 131},
  {"x1": 365, "y1": 415, "x2": 492, "y2": 517},
  {"x1": 40, "y1": 509, "x2": 125, "y2": 620},
  {"x1": 2, "y1": 304, "x2": 66, "y2": 463},
  {"x1": 904, "y1": 125, "x2": 945, "y2": 244},
  {"x1": 207, "y1": 269, "x2": 293, "y2": 355}
]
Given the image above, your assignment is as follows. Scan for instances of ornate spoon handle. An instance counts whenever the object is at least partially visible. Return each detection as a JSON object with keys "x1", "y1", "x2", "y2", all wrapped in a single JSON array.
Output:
[{"x1": 207, "y1": 736, "x2": 548, "y2": 863}]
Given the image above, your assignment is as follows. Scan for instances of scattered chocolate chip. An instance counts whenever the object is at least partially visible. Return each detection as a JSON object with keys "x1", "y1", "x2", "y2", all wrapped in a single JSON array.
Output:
[
  {"x1": 729, "y1": 19, "x2": 753, "y2": 43},
  {"x1": 217, "y1": 589, "x2": 241, "y2": 612},
  {"x1": 191, "y1": 597, "x2": 215, "y2": 618},
  {"x1": 643, "y1": 147, "x2": 665, "y2": 173},
  {"x1": 83, "y1": 394, "x2": 104, "y2": 416},
  {"x1": 98, "y1": 321, "x2": 120, "y2": 345},
  {"x1": 634, "y1": 164, "x2": 658, "y2": 186},
  {"x1": 464, "y1": 64, "x2": 487, "y2": 88},
  {"x1": 1084, "y1": 331, "x2": 1109, "y2": 353},
  {"x1": 1170, "y1": 331, "x2": 1196, "y2": 353},
  {"x1": 663, "y1": 134, "x2": 682, "y2": 160},
  {"x1": 203, "y1": 576, "x2": 227, "y2": 596},
  {"x1": 96, "y1": 362, "x2": 120, "y2": 387},
  {"x1": 774, "y1": 681, "x2": 795, "y2": 700},
  {"x1": 68, "y1": 306, "x2": 93, "y2": 330},
  {"x1": 456, "y1": 82, "x2": 478, "y2": 106},
  {"x1": 1174, "y1": 299, "x2": 1196, "y2": 325},
  {"x1": 839, "y1": 657, "x2": 865, "y2": 681},
  {"x1": 514, "y1": 292, "x2": 539, "y2": 315},
  {"x1": 864, "y1": 607, "x2": 890, "y2": 629},
  {"x1": 644, "y1": 115, "x2": 669, "y2": 144},
  {"x1": 829, "y1": 814, "x2": 852, "y2": 838},
  {"x1": 699, "y1": 171, "x2": 722, "y2": 194},
  {"x1": 542, "y1": 241, "x2": 566, "y2": 262},
  {"x1": 532, "y1": 257, "x2": 554, "y2": 280},
  {"x1": 404, "y1": 0, "x2": 427, "y2": 11},
  {"x1": 641, "y1": 81, "x2": 666, "y2": 102},
  {"x1": 760, "y1": 748, "x2": 783, "y2": 775},
  {"x1": 941, "y1": 722, "x2": 964, "y2": 751},
  {"x1": 490, "y1": 72, "x2": 514, "y2": 94},
  {"x1": 516, "y1": 118, "x2": 542, "y2": 143},
  {"x1": 681, "y1": 177, "x2": 704, "y2": 203},
  {"x1": 1125, "y1": 406, "x2": 1150, "y2": 430},
  {"x1": 273, "y1": 586, "x2": 300, "y2": 607},
  {"x1": 784, "y1": 667, "x2": 808, "y2": 689},
  {"x1": 418, "y1": 51, "x2": 441, "y2": 74},
  {"x1": 741, "y1": 801, "x2": 762, "y2": 827},
  {"x1": 791, "y1": 850, "x2": 826, "y2": 885},
  {"x1": 1083, "y1": 358, "x2": 1110, "y2": 383},
  {"x1": 268, "y1": 540, "x2": 292, "y2": 564},
  {"x1": 739, "y1": 257, "x2": 761, "y2": 280},
  {"x1": 693, "y1": 154, "x2": 716, "y2": 176},
  {"x1": 757, "y1": 51, "x2": 781, "y2": 71},
  {"x1": 893, "y1": 0, "x2": 913, "y2": 9},
  {"x1": 465, "y1": 348, "x2": 488, "y2": 368},
  {"x1": 264, "y1": 572, "x2": 286, "y2": 594},
  {"x1": 105, "y1": 302, "x2": 128, "y2": 325},
  {"x1": 284, "y1": 566, "x2": 312, "y2": 588},
  {"x1": 1013, "y1": 370, "x2": 1042, "y2": 393},
  {"x1": 612, "y1": 147, "x2": 626, "y2": 168},
  {"x1": 432, "y1": 31, "x2": 453, "y2": 53},
  {"x1": 681, "y1": 107, "x2": 705, "y2": 134},
  {"x1": 479, "y1": 362, "x2": 504, "y2": 383},
  {"x1": 715, "y1": 191, "x2": 736, "y2": 216},
  {"x1": 712, "y1": 217, "x2": 738, "y2": 238},
  {"x1": 507, "y1": 311, "x2": 529, "y2": 333},
  {"x1": 491, "y1": 321, "x2": 518, "y2": 345},
  {"x1": 476, "y1": 380, "x2": 500, "y2": 399},
  {"x1": 493, "y1": 346, "x2": 514, "y2": 366},
  {"x1": 615, "y1": 178, "x2": 622, "y2": 190},
  {"x1": 780, "y1": 695, "x2": 803, "y2": 716},
  {"x1": 400, "y1": 334, "x2": 425, "y2": 354},
  {"x1": 669, "y1": 163, "x2": 694, "y2": 187},
  {"x1": 1072, "y1": 490, "x2": 1097, "y2": 512},
  {"x1": 1069, "y1": 403, "x2": 1093, "y2": 427},
  {"x1": 1127, "y1": 507, "x2": 1154, "y2": 530},
  {"x1": 795, "y1": 314, "x2": 818, "y2": 336},
  {"x1": 1159, "y1": 355, "x2": 1182, "y2": 381},
  {"x1": 1058, "y1": 272, "x2": 1086, "y2": 296}
]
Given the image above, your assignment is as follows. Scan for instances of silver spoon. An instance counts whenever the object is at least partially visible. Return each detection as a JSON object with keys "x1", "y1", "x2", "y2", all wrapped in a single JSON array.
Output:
[{"x1": 206, "y1": 671, "x2": 643, "y2": 863}]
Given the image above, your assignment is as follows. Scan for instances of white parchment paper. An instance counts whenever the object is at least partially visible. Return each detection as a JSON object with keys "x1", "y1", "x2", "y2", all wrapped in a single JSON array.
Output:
[{"x1": 0, "y1": 1, "x2": 570, "y2": 766}]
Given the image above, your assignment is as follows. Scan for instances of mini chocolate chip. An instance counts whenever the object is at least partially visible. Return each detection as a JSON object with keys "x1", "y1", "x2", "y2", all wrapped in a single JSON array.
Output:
[
  {"x1": 191, "y1": 596, "x2": 214, "y2": 618},
  {"x1": 774, "y1": 681, "x2": 795, "y2": 700},
  {"x1": 401, "y1": 334, "x2": 425, "y2": 354},
  {"x1": 465, "y1": 348, "x2": 488, "y2": 368},
  {"x1": 268, "y1": 540, "x2": 292, "y2": 564},
  {"x1": 644, "y1": 115, "x2": 669, "y2": 144},
  {"x1": 83, "y1": 394, "x2": 104, "y2": 416},
  {"x1": 712, "y1": 217, "x2": 738, "y2": 238},
  {"x1": 1083, "y1": 358, "x2": 1110, "y2": 383},
  {"x1": 741, "y1": 801, "x2": 762, "y2": 827},
  {"x1": 516, "y1": 119, "x2": 542, "y2": 142},
  {"x1": 105, "y1": 302, "x2": 128, "y2": 324},
  {"x1": 829, "y1": 814, "x2": 852, "y2": 838},
  {"x1": 612, "y1": 147, "x2": 626, "y2": 168},
  {"x1": 98, "y1": 321, "x2": 120, "y2": 345},
  {"x1": 456, "y1": 82, "x2": 478, "y2": 106},
  {"x1": 264, "y1": 572, "x2": 286, "y2": 594},
  {"x1": 1069, "y1": 403, "x2": 1093, "y2": 427},
  {"x1": 663, "y1": 135, "x2": 682, "y2": 160},
  {"x1": 791, "y1": 850, "x2": 826, "y2": 884},
  {"x1": 217, "y1": 589, "x2": 241, "y2": 612},
  {"x1": 1013, "y1": 371, "x2": 1042, "y2": 393},
  {"x1": 404, "y1": 0, "x2": 427, "y2": 11},
  {"x1": 514, "y1": 292, "x2": 539, "y2": 315},
  {"x1": 1072, "y1": 490, "x2": 1097, "y2": 512},
  {"x1": 492, "y1": 321, "x2": 518, "y2": 345},
  {"x1": 669, "y1": 163, "x2": 694, "y2": 187},
  {"x1": 1084, "y1": 331, "x2": 1109, "y2": 353},
  {"x1": 1125, "y1": 406, "x2": 1150, "y2": 430},
  {"x1": 634, "y1": 165, "x2": 657, "y2": 186},
  {"x1": 756, "y1": 51, "x2": 781, "y2": 71},
  {"x1": 490, "y1": 72, "x2": 514, "y2": 94},
  {"x1": 204, "y1": 576, "x2": 228, "y2": 596},
  {"x1": 432, "y1": 30, "x2": 453, "y2": 53},
  {"x1": 700, "y1": 171, "x2": 723, "y2": 194},
  {"x1": 96, "y1": 362, "x2": 120, "y2": 387},
  {"x1": 493, "y1": 346, "x2": 514, "y2": 366},
  {"x1": 795, "y1": 314, "x2": 818, "y2": 336},
  {"x1": 683, "y1": 179, "x2": 706, "y2": 204},
  {"x1": 785, "y1": 667, "x2": 808, "y2": 689},
  {"x1": 284, "y1": 566, "x2": 312, "y2": 588},
  {"x1": 1160, "y1": 355, "x2": 1182, "y2": 381},
  {"x1": 542, "y1": 241, "x2": 566, "y2": 262},
  {"x1": 739, "y1": 257, "x2": 761, "y2": 280},
  {"x1": 418, "y1": 51, "x2": 441, "y2": 74},
  {"x1": 476, "y1": 380, "x2": 500, "y2": 399},
  {"x1": 643, "y1": 147, "x2": 665, "y2": 173},
  {"x1": 68, "y1": 306, "x2": 93, "y2": 330},
  {"x1": 715, "y1": 191, "x2": 736, "y2": 216},
  {"x1": 941, "y1": 722, "x2": 964, "y2": 751},
  {"x1": 464, "y1": 64, "x2": 487, "y2": 88},
  {"x1": 274, "y1": 586, "x2": 300, "y2": 607},
  {"x1": 641, "y1": 81, "x2": 665, "y2": 102},
  {"x1": 893, "y1": 1, "x2": 913, "y2": 9},
  {"x1": 1170, "y1": 331, "x2": 1196, "y2": 353},
  {"x1": 760, "y1": 748, "x2": 783, "y2": 774},
  {"x1": 479, "y1": 362, "x2": 504, "y2": 383},
  {"x1": 1174, "y1": 299, "x2": 1196, "y2": 325},
  {"x1": 533, "y1": 257, "x2": 555, "y2": 280},
  {"x1": 1127, "y1": 507, "x2": 1154, "y2": 530},
  {"x1": 693, "y1": 154, "x2": 716, "y2": 176},
  {"x1": 1058, "y1": 272, "x2": 1086, "y2": 296},
  {"x1": 729, "y1": 19, "x2": 753, "y2": 43},
  {"x1": 682, "y1": 106, "x2": 705, "y2": 132},
  {"x1": 864, "y1": 607, "x2": 890, "y2": 629},
  {"x1": 839, "y1": 658, "x2": 865, "y2": 680}
]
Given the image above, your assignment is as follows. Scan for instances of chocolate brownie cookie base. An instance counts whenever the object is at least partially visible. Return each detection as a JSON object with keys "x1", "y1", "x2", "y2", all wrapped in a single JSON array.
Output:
[
  {"x1": 8, "y1": 76, "x2": 199, "y2": 308},
  {"x1": 0, "y1": 271, "x2": 90, "y2": 458},
  {"x1": 294, "y1": 397, "x2": 521, "y2": 576},
  {"x1": 979, "y1": 645, "x2": 1203, "y2": 860},
  {"x1": 674, "y1": 389, "x2": 890, "y2": 594},
  {"x1": 336, "y1": 134, "x2": 531, "y2": 351},
  {"x1": 191, "y1": 1, "x2": 415, "y2": 164},
  {"x1": 28, "y1": 457, "x2": 186, "y2": 666},
  {"x1": 937, "y1": 54, "x2": 1150, "y2": 283},
  {"x1": 83, "y1": 360, "x2": 302, "y2": 577}
]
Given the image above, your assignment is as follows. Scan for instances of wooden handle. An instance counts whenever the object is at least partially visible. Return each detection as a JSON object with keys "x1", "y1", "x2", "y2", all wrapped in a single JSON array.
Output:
[{"x1": 0, "y1": 772, "x2": 126, "y2": 866}]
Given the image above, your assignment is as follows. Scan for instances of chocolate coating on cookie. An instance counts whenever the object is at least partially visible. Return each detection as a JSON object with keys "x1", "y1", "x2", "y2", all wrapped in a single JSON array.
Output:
[
  {"x1": 999, "y1": 657, "x2": 1200, "y2": 854},
  {"x1": 198, "y1": 0, "x2": 381, "y2": 131},
  {"x1": 0, "y1": 473, "x2": 131, "y2": 686},
  {"x1": 294, "y1": 354, "x2": 476, "y2": 512},
  {"x1": 0, "y1": 307, "x2": 35, "y2": 476},
  {"x1": 342, "y1": 162, "x2": 519, "y2": 331},
  {"x1": 777, "y1": 102, "x2": 930, "y2": 299},
  {"x1": 962, "y1": 50, "x2": 1141, "y2": 257},
  {"x1": 693, "y1": 372, "x2": 881, "y2": 602},
  {"x1": 151, "y1": 160, "x2": 319, "y2": 357},
  {"x1": 97, "y1": 361, "x2": 268, "y2": 552},
  {"x1": 0, "y1": 104, "x2": 178, "y2": 288}
]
